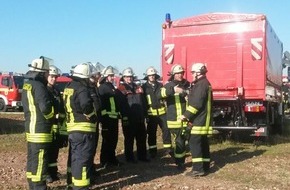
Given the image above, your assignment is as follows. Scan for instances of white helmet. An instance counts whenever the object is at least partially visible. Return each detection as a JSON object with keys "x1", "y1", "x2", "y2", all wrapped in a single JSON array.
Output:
[
  {"x1": 171, "y1": 64, "x2": 184, "y2": 75},
  {"x1": 49, "y1": 65, "x2": 61, "y2": 76},
  {"x1": 191, "y1": 62, "x2": 208, "y2": 74},
  {"x1": 72, "y1": 62, "x2": 94, "y2": 79},
  {"x1": 101, "y1": 66, "x2": 115, "y2": 77},
  {"x1": 28, "y1": 58, "x2": 50, "y2": 72},
  {"x1": 122, "y1": 67, "x2": 134, "y2": 77},
  {"x1": 283, "y1": 78, "x2": 289, "y2": 83},
  {"x1": 146, "y1": 66, "x2": 157, "y2": 76}
]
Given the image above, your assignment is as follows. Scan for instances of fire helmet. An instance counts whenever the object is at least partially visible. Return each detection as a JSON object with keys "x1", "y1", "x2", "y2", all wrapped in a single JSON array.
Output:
[
  {"x1": 101, "y1": 66, "x2": 115, "y2": 77},
  {"x1": 146, "y1": 66, "x2": 157, "y2": 76},
  {"x1": 122, "y1": 67, "x2": 134, "y2": 77},
  {"x1": 191, "y1": 63, "x2": 208, "y2": 74},
  {"x1": 72, "y1": 62, "x2": 95, "y2": 79},
  {"x1": 49, "y1": 65, "x2": 61, "y2": 76},
  {"x1": 143, "y1": 66, "x2": 160, "y2": 80},
  {"x1": 28, "y1": 58, "x2": 50, "y2": 72},
  {"x1": 171, "y1": 64, "x2": 185, "y2": 75}
]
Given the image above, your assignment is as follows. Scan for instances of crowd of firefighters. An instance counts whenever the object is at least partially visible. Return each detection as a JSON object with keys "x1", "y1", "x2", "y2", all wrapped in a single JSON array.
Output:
[{"x1": 21, "y1": 56, "x2": 213, "y2": 190}]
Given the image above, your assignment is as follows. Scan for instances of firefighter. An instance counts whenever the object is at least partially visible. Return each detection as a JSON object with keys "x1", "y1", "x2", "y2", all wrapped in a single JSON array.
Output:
[
  {"x1": 117, "y1": 67, "x2": 149, "y2": 163},
  {"x1": 88, "y1": 69, "x2": 102, "y2": 170},
  {"x1": 22, "y1": 57, "x2": 54, "y2": 190},
  {"x1": 99, "y1": 66, "x2": 122, "y2": 167},
  {"x1": 46, "y1": 65, "x2": 67, "y2": 183},
  {"x1": 160, "y1": 64, "x2": 190, "y2": 170},
  {"x1": 142, "y1": 66, "x2": 172, "y2": 158},
  {"x1": 180, "y1": 62, "x2": 213, "y2": 177},
  {"x1": 63, "y1": 63, "x2": 98, "y2": 189}
]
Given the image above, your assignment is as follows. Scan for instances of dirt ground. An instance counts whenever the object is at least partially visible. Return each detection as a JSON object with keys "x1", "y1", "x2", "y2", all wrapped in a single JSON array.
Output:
[{"x1": 1, "y1": 113, "x2": 290, "y2": 190}]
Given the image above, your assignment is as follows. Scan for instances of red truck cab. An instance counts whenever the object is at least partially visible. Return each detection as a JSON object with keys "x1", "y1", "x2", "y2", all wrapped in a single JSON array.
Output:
[{"x1": 0, "y1": 72, "x2": 24, "y2": 112}]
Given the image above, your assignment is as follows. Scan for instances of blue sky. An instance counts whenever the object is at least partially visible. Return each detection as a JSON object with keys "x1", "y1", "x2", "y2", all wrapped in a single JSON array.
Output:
[{"x1": 0, "y1": 1, "x2": 289, "y2": 77}]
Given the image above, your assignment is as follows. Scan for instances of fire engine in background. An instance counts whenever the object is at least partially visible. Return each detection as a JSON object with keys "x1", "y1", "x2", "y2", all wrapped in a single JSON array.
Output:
[
  {"x1": 0, "y1": 72, "x2": 24, "y2": 112},
  {"x1": 161, "y1": 12, "x2": 289, "y2": 137},
  {"x1": 55, "y1": 74, "x2": 72, "y2": 94}
]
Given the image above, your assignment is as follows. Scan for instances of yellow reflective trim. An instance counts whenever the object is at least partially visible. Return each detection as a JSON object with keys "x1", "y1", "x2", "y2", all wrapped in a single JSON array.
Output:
[
  {"x1": 63, "y1": 88, "x2": 74, "y2": 123},
  {"x1": 67, "y1": 122, "x2": 96, "y2": 132},
  {"x1": 84, "y1": 111, "x2": 95, "y2": 118},
  {"x1": 48, "y1": 163, "x2": 57, "y2": 167},
  {"x1": 147, "y1": 95, "x2": 152, "y2": 105},
  {"x1": 175, "y1": 94, "x2": 182, "y2": 118},
  {"x1": 192, "y1": 158, "x2": 210, "y2": 163},
  {"x1": 148, "y1": 107, "x2": 166, "y2": 116},
  {"x1": 26, "y1": 133, "x2": 53, "y2": 143},
  {"x1": 148, "y1": 145, "x2": 157, "y2": 149},
  {"x1": 31, "y1": 149, "x2": 44, "y2": 182},
  {"x1": 163, "y1": 144, "x2": 172, "y2": 148},
  {"x1": 167, "y1": 120, "x2": 187, "y2": 128},
  {"x1": 25, "y1": 84, "x2": 37, "y2": 134},
  {"x1": 187, "y1": 105, "x2": 198, "y2": 114},
  {"x1": 26, "y1": 172, "x2": 32, "y2": 179},
  {"x1": 161, "y1": 88, "x2": 167, "y2": 98},
  {"x1": 72, "y1": 167, "x2": 90, "y2": 187},
  {"x1": 44, "y1": 106, "x2": 54, "y2": 119},
  {"x1": 175, "y1": 151, "x2": 186, "y2": 158}
]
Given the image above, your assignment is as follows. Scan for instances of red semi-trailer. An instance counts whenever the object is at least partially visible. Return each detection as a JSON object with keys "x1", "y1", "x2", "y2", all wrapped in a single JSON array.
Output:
[{"x1": 161, "y1": 12, "x2": 285, "y2": 136}]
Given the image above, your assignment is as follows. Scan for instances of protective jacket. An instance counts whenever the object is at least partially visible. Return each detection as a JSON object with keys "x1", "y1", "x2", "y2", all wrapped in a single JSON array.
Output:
[
  {"x1": 63, "y1": 78, "x2": 97, "y2": 133},
  {"x1": 99, "y1": 81, "x2": 120, "y2": 119},
  {"x1": 183, "y1": 76, "x2": 213, "y2": 135},
  {"x1": 160, "y1": 79, "x2": 190, "y2": 128},
  {"x1": 47, "y1": 85, "x2": 66, "y2": 133},
  {"x1": 118, "y1": 82, "x2": 147, "y2": 120},
  {"x1": 22, "y1": 72, "x2": 54, "y2": 143},
  {"x1": 142, "y1": 81, "x2": 166, "y2": 116}
]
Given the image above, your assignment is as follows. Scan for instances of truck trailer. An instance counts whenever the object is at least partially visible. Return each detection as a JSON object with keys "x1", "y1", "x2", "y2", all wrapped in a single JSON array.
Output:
[{"x1": 161, "y1": 12, "x2": 285, "y2": 137}]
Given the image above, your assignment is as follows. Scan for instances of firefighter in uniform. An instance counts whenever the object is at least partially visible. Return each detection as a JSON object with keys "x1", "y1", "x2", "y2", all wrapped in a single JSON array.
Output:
[
  {"x1": 160, "y1": 64, "x2": 190, "y2": 170},
  {"x1": 63, "y1": 63, "x2": 98, "y2": 190},
  {"x1": 88, "y1": 69, "x2": 102, "y2": 170},
  {"x1": 46, "y1": 65, "x2": 67, "y2": 183},
  {"x1": 142, "y1": 66, "x2": 172, "y2": 158},
  {"x1": 117, "y1": 67, "x2": 149, "y2": 163},
  {"x1": 99, "y1": 66, "x2": 122, "y2": 167},
  {"x1": 180, "y1": 63, "x2": 213, "y2": 177},
  {"x1": 22, "y1": 57, "x2": 54, "y2": 190}
]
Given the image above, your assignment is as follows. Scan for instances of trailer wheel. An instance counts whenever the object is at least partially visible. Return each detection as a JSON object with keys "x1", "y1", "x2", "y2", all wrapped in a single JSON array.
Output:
[{"x1": 0, "y1": 98, "x2": 7, "y2": 112}]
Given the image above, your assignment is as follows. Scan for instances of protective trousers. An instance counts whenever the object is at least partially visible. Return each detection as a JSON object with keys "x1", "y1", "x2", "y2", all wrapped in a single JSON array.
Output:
[
  {"x1": 26, "y1": 142, "x2": 50, "y2": 190},
  {"x1": 189, "y1": 134, "x2": 210, "y2": 172},
  {"x1": 47, "y1": 133, "x2": 60, "y2": 179},
  {"x1": 100, "y1": 117, "x2": 119, "y2": 165},
  {"x1": 170, "y1": 128, "x2": 186, "y2": 165},
  {"x1": 147, "y1": 114, "x2": 172, "y2": 156},
  {"x1": 69, "y1": 133, "x2": 96, "y2": 190},
  {"x1": 122, "y1": 120, "x2": 147, "y2": 161}
]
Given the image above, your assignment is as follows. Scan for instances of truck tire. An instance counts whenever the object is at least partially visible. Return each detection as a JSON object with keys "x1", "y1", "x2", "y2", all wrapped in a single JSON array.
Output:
[{"x1": 0, "y1": 98, "x2": 7, "y2": 112}]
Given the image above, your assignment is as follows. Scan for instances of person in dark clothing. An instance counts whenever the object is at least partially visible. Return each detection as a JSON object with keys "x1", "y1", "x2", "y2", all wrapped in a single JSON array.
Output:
[
  {"x1": 89, "y1": 70, "x2": 102, "y2": 170},
  {"x1": 99, "y1": 66, "x2": 122, "y2": 167},
  {"x1": 63, "y1": 63, "x2": 98, "y2": 190},
  {"x1": 160, "y1": 64, "x2": 190, "y2": 171},
  {"x1": 22, "y1": 57, "x2": 54, "y2": 190},
  {"x1": 46, "y1": 65, "x2": 67, "y2": 183},
  {"x1": 142, "y1": 66, "x2": 172, "y2": 158},
  {"x1": 180, "y1": 62, "x2": 213, "y2": 177},
  {"x1": 117, "y1": 67, "x2": 149, "y2": 163}
]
